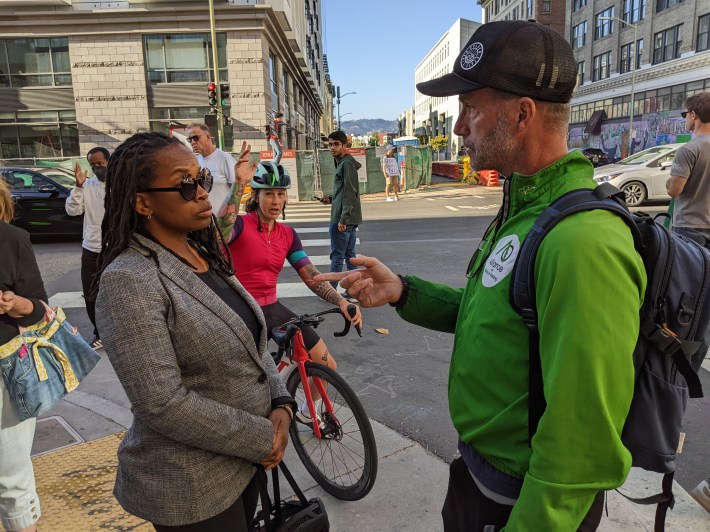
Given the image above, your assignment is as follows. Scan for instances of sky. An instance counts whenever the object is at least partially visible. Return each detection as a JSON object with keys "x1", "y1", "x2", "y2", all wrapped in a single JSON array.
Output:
[{"x1": 322, "y1": 0, "x2": 483, "y2": 122}]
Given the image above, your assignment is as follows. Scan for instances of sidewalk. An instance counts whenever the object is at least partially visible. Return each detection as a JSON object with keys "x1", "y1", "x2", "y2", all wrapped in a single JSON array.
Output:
[{"x1": 30, "y1": 351, "x2": 709, "y2": 531}]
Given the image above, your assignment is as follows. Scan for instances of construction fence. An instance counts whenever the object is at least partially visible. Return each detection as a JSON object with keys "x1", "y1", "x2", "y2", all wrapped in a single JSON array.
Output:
[{"x1": 2, "y1": 145, "x2": 433, "y2": 202}]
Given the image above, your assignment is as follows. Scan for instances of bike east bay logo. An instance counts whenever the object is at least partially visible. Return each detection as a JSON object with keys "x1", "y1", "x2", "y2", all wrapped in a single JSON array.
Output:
[
  {"x1": 482, "y1": 234, "x2": 520, "y2": 288},
  {"x1": 460, "y1": 42, "x2": 484, "y2": 70}
]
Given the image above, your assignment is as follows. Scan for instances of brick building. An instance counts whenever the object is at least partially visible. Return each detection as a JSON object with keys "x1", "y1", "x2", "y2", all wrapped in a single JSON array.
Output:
[{"x1": 0, "y1": 0, "x2": 329, "y2": 160}]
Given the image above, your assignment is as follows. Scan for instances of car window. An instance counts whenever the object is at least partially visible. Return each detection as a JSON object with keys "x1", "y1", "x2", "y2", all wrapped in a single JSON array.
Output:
[
  {"x1": 10, "y1": 171, "x2": 50, "y2": 192},
  {"x1": 618, "y1": 147, "x2": 676, "y2": 165},
  {"x1": 42, "y1": 171, "x2": 75, "y2": 188}
]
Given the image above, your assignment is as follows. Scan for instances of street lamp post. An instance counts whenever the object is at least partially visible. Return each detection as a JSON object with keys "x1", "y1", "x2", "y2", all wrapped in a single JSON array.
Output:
[
  {"x1": 208, "y1": 0, "x2": 225, "y2": 150},
  {"x1": 600, "y1": 16, "x2": 637, "y2": 157},
  {"x1": 336, "y1": 86, "x2": 356, "y2": 130},
  {"x1": 339, "y1": 112, "x2": 352, "y2": 129}
]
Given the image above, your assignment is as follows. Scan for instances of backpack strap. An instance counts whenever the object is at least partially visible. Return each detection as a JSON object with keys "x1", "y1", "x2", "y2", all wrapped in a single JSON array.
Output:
[
  {"x1": 510, "y1": 183, "x2": 638, "y2": 442},
  {"x1": 615, "y1": 471, "x2": 675, "y2": 532}
]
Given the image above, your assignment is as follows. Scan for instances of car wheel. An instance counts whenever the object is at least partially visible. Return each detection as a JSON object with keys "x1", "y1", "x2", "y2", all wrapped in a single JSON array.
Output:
[{"x1": 621, "y1": 181, "x2": 647, "y2": 207}]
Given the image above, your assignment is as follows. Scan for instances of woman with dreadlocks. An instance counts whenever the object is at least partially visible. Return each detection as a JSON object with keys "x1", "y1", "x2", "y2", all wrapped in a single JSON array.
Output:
[
  {"x1": 217, "y1": 161, "x2": 362, "y2": 430},
  {"x1": 94, "y1": 132, "x2": 295, "y2": 531}
]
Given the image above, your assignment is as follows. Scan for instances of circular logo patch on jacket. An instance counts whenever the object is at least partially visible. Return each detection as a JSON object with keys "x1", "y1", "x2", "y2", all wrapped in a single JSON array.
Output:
[{"x1": 482, "y1": 234, "x2": 520, "y2": 288}]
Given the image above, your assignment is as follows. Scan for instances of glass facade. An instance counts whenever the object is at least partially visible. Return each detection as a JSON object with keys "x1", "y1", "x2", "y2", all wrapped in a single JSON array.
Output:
[
  {"x1": 0, "y1": 110, "x2": 78, "y2": 159},
  {"x1": 148, "y1": 107, "x2": 233, "y2": 151},
  {"x1": 0, "y1": 38, "x2": 71, "y2": 88},
  {"x1": 144, "y1": 34, "x2": 227, "y2": 84}
]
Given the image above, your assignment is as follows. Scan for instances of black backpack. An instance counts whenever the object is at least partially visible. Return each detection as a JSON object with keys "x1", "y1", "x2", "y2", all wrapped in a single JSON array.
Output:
[{"x1": 510, "y1": 182, "x2": 709, "y2": 531}]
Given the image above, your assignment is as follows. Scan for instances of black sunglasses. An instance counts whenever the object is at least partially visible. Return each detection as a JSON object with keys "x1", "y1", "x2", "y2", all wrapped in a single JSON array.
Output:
[
  {"x1": 187, "y1": 135, "x2": 201, "y2": 143},
  {"x1": 140, "y1": 168, "x2": 213, "y2": 201},
  {"x1": 681, "y1": 111, "x2": 689, "y2": 118}
]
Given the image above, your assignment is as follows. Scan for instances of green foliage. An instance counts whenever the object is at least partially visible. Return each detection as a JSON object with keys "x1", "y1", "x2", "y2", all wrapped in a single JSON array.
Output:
[
  {"x1": 430, "y1": 134, "x2": 448, "y2": 151},
  {"x1": 368, "y1": 132, "x2": 379, "y2": 147}
]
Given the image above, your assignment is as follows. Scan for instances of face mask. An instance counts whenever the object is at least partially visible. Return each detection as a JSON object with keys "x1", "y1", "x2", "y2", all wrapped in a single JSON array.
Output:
[{"x1": 93, "y1": 166, "x2": 108, "y2": 181}]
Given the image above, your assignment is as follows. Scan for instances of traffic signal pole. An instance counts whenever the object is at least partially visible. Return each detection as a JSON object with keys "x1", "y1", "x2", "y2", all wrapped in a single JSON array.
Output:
[{"x1": 208, "y1": 0, "x2": 225, "y2": 150}]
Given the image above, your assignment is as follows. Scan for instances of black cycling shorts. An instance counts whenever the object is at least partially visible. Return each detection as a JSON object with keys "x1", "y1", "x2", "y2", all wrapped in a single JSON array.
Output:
[{"x1": 261, "y1": 301, "x2": 321, "y2": 351}]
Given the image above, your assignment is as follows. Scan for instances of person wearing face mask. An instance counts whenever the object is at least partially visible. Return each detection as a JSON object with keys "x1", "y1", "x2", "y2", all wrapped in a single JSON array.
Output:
[{"x1": 65, "y1": 146, "x2": 110, "y2": 349}]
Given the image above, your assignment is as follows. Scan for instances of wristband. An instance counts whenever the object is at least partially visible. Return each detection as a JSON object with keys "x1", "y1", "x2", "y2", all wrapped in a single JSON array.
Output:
[
  {"x1": 389, "y1": 274, "x2": 410, "y2": 309},
  {"x1": 275, "y1": 404, "x2": 294, "y2": 422}
]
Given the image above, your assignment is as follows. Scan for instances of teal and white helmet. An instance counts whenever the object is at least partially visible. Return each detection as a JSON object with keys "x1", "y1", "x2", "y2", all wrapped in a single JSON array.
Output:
[{"x1": 250, "y1": 161, "x2": 291, "y2": 189}]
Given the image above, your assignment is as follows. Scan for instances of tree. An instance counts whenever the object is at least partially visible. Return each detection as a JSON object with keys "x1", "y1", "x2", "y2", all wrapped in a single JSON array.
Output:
[
  {"x1": 368, "y1": 132, "x2": 379, "y2": 147},
  {"x1": 430, "y1": 134, "x2": 448, "y2": 160}
]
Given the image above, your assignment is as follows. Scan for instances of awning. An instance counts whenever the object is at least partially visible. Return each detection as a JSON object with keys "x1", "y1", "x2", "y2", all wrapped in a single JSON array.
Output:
[{"x1": 584, "y1": 110, "x2": 606, "y2": 134}]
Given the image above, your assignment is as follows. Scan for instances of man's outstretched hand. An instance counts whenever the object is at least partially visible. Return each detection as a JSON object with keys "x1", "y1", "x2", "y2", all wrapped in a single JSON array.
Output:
[{"x1": 313, "y1": 255, "x2": 403, "y2": 308}]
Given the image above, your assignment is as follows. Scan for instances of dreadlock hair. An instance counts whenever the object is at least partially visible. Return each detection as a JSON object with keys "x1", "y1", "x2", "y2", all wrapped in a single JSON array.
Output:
[{"x1": 96, "y1": 131, "x2": 233, "y2": 295}]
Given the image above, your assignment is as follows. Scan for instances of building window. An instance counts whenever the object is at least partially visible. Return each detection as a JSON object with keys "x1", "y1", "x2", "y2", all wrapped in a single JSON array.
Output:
[
  {"x1": 269, "y1": 53, "x2": 279, "y2": 113},
  {"x1": 656, "y1": 0, "x2": 683, "y2": 13},
  {"x1": 573, "y1": 21, "x2": 588, "y2": 48},
  {"x1": 144, "y1": 34, "x2": 227, "y2": 84},
  {"x1": 623, "y1": 0, "x2": 646, "y2": 24},
  {"x1": 526, "y1": 0, "x2": 533, "y2": 17},
  {"x1": 0, "y1": 110, "x2": 78, "y2": 159},
  {"x1": 620, "y1": 39, "x2": 643, "y2": 73},
  {"x1": 595, "y1": 8, "x2": 615, "y2": 39},
  {"x1": 592, "y1": 51, "x2": 611, "y2": 81},
  {"x1": 542, "y1": 0, "x2": 551, "y2": 12},
  {"x1": 0, "y1": 38, "x2": 71, "y2": 88},
  {"x1": 653, "y1": 24, "x2": 683, "y2": 64},
  {"x1": 148, "y1": 107, "x2": 233, "y2": 150},
  {"x1": 698, "y1": 13, "x2": 710, "y2": 52},
  {"x1": 574, "y1": 0, "x2": 588, "y2": 11},
  {"x1": 577, "y1": 61, "x2": 586, "y2": 85}
]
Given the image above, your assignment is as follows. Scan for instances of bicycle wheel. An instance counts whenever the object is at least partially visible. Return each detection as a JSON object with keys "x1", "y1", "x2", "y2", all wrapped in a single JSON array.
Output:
[{"x1": 286, "y1": 362, "x2": 378, "y2": 500}]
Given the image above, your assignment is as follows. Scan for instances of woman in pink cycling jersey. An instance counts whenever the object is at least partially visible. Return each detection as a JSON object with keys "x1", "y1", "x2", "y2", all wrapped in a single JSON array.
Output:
[{"x1": 217, "y1": 161, "x2": 362, "y2": 424}]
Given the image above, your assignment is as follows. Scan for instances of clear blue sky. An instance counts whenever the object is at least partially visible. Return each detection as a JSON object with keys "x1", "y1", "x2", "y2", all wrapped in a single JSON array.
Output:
[{"x1": 322, "y1": 0, "x2": 483, "y2": 122}]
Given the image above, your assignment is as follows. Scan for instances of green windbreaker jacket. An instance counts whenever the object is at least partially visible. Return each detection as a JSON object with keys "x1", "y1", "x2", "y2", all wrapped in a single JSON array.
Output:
[
  {"x1": 398, "y1": 151, "x2": 646, "y2": 530},
  {"x1": 330, "y1": 154, "x2": 363, "y2": 226}
]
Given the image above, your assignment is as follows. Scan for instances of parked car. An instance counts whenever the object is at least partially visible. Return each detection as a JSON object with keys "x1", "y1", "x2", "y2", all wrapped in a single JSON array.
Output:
[
  {"x1": 580, "y1": 148, "x2": 612, "y2": 167},
  {"x1": 593, "y1": 144, "x2": 682, "y2": 207},
  {"x1": 1, "y1": 166, "x2": 83, "y2": 237}
]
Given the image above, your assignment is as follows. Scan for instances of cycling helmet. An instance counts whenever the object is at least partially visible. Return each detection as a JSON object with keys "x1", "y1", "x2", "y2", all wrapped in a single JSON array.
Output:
[{"x1": 250, "y1": 161, "x2": 291, "y2": 189}]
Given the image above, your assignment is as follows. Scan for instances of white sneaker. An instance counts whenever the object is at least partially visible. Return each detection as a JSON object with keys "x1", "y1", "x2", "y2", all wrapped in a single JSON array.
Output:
[
  {"x1": 394, "y1": 196, "x2": 399, "y2": 201},
  {"x1": 386, "y1": 197, "x2": 394, "y2": 202},
  {"x1": 690, "y1": 478, "x2": 710, "y2": 512}
]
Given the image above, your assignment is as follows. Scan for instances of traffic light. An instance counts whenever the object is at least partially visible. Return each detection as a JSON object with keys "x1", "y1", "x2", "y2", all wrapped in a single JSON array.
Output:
[
  {"x1": 220, "y1": 84, "x2": 230, "y2": 106},
  {"x1": 207, "y1": 82, "x2": 217, "y2": 108}
]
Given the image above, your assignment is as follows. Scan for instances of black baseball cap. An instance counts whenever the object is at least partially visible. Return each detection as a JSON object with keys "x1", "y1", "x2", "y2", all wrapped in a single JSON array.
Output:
[{"x1": 417, "y1": 20, "x2": 577, "y2": 104}]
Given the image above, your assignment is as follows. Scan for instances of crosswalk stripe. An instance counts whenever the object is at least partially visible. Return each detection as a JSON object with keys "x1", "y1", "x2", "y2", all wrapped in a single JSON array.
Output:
[
  {"x1": 283, "y1": 255, "x2": 329, "y2": 267},
  {"x1": 49, "y1": 291, "x2": 86, "y2": 309},
  {"x1": 302, "y1": 238, "x2": 359, "y2": 247},
  {"x1": 445, "y1": 206, "x2": 459, "y2": 212}
]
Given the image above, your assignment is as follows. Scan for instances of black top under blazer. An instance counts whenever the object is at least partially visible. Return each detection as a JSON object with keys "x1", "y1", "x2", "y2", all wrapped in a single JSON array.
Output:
[{"x1": 95, "y1": 234, "x2": 292, "y2": 526}]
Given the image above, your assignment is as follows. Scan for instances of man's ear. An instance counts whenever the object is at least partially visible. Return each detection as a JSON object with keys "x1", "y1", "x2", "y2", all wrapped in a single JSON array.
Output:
[
  {"x1": 513, "y1": 97, "x2": 537, "y2": 133},
  {"x1": 134, "y1": 192, "x2": 152, "y2": 217}
]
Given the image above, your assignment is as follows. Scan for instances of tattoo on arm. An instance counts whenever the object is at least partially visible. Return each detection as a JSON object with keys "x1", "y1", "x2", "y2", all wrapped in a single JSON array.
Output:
[
  {"x1": 217, "y1": 182, "x2": 246, "y2": 241},
  {"x1": 300, "y1": 264, "x2": 341, "y2": 305}
]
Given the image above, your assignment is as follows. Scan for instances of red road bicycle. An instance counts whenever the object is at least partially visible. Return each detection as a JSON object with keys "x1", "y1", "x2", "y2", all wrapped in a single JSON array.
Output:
[{"x1": 272, "y1": 306, "x2": 378, "y2": 501}]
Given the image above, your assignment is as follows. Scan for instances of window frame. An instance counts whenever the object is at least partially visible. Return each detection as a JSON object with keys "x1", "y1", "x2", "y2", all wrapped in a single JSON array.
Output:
[
  {"x1": 652, "y1": 24, "x2": 683, "y2": 64},
  {"x1": 595, "y1": 7, "x2": 615, "y2": 40}
]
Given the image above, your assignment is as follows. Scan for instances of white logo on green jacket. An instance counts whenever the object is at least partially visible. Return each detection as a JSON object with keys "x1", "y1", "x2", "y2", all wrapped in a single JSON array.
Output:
[{"x1": 482, "y1": 234, "x2": 520, "y2": 287}]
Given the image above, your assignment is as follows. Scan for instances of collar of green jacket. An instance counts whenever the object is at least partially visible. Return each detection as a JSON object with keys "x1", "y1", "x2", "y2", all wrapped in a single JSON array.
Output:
[{"x1": 504, "y1": 150, "x2": 594, "y2": 218}]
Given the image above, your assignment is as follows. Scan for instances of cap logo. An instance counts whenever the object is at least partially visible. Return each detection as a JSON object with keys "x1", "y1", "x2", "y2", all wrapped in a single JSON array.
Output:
[{"x1": 460, "y1": 42, "x2": 484, "y2": 71}]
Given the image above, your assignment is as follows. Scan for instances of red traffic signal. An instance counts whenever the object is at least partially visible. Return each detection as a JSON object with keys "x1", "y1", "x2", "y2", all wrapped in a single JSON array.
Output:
[{"x1": 207, "y1": 82, "x2": 217, "y2": 106}]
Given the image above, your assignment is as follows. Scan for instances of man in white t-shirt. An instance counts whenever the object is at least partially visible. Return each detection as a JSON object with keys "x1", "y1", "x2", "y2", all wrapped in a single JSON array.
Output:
[{"x1": 186, "y1": 123, "x2": 236, "y2": 212}]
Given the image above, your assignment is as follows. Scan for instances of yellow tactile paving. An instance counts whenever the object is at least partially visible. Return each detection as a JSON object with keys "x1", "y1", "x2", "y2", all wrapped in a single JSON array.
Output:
[{"x1": 32, "y1": 432, "x2": 152, "y2": 531}]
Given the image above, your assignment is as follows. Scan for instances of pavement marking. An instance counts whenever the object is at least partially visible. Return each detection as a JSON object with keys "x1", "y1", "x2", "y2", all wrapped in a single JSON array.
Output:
[
  {"x1": 62, "y1": 390, "x2": 133, "y2": 429},
  {"x1": 302, "y1": 238, "x2": 360, "y2": 247},
  {"x1": 445, "y1": 206, "x2": 459, "y2": 212},
  {"x1": 284, "y1": 255, "x2": 330, "y2": 267},
  {"x1": 49, "y1": 291, "x2": 85, "y2": 309},
  {"x1": 277, "y1": 282, "x2": 317, "y2": 299},
  {"x1": 473, "y1": 195, "x2": 484, "y2": 198}
]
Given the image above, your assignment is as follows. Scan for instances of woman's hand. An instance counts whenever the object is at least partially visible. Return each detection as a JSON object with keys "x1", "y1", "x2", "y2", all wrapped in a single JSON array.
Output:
[
  {"x1": 260, "y1": 407, "x2": 291, "y2": 470},
  {"x1": 338, "y1": 298, "x2": 363, "y2": 329},
  {"x1": 234, "y1": 141, "x2": 257, "y2": 185}
]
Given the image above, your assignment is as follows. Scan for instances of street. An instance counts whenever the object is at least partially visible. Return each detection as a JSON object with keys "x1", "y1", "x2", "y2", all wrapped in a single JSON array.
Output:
[{"x1": 32, "y1": 181, "x2": 709, "y2": 496}]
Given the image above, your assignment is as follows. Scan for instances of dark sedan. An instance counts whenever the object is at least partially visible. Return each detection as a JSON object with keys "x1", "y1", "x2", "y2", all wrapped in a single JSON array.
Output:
[{"x1": 1, "y1": 167, "x2": 83, "y2": 237}]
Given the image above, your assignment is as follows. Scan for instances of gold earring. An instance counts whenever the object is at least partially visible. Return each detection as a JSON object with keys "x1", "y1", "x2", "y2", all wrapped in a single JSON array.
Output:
[{"x1": 147, "y1": 214, "x2": 152, "y2": 221}]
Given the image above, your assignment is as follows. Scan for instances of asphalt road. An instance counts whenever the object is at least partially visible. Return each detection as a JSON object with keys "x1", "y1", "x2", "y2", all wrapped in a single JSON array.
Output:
[{"x1": 31, "y1": 183, "x2": 709, "y2": 493}]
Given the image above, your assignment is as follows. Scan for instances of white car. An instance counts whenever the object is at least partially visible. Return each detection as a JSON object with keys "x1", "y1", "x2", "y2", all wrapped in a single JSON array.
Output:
[{"x1": 593, "y1": 143, "x2": 683, "y2": 207}]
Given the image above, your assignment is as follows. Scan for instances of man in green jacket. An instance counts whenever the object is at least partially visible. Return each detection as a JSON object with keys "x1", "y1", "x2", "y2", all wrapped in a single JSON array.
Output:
[
  {"x1": 316, "y1": 21, "x2": 646, "y2": 531},
  {"x1": 327, "y1": 130, "x2": 362, "y2": 294}
]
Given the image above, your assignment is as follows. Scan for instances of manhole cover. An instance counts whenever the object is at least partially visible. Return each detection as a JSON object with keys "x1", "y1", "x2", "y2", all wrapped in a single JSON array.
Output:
[{"x1": 32, "y1": 415, "x2": 84, "y2": 457}]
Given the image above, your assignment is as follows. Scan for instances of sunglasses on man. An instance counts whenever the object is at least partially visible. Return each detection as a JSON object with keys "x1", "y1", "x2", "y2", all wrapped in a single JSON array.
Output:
[
  {"x1": 681, "y1": 111, "x2": 690, "y2": 118},
  {"x1": 187, "y1": 135, "x2": 201, "y2": 143},
  {"x1": 140, "y1": 168, "x2": 214, "y2": 201}
]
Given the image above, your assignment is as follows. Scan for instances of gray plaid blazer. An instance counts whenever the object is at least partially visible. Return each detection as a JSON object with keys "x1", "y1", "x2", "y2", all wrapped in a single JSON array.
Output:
[{"x1": 96, "y1": 234, "x2": 290, "y2": 526}]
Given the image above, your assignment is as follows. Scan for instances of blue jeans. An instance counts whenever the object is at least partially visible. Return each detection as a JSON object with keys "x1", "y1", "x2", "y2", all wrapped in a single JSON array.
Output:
[
  {"x1": 674, "y1": 227, "x2": 710, "y2": 251},
  {"x1": 269, "y1": 139, "x2": 283, "y2": 165},
  {"x1": 329, "y1": 223, "x2": 358, "y2": 288}
]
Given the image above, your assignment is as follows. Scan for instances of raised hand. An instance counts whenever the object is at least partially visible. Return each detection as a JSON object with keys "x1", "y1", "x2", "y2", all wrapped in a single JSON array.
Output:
[
  {"x1": 74, "y1": 162, "x2": 88, "y2": 188},
  {"x1": 314, "y1": 255, "x2": 403, "y2": 308},
  {"x1": 234, "y1": 141, "x2": 257, "y2": 184}
]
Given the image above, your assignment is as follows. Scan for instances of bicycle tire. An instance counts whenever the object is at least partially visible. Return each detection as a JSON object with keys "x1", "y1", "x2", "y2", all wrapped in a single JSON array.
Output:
[{"x1": 286, "y1": 362, "x2": 378, "y2": 500}]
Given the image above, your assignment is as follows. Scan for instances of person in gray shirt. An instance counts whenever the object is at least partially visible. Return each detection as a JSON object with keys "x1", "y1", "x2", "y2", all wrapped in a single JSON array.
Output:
[{"x1": 667, "y1": 92, "x2": 710, "y2": 250}]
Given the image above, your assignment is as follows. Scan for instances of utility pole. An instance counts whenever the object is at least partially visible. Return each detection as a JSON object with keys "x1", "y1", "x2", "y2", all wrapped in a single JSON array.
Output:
[{"x1": 208, "y1": 0, "x2": 225, "y2": 150}]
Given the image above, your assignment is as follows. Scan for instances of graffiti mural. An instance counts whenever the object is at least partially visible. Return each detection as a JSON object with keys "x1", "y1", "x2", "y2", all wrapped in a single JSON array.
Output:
[{"x1": 569, "y1": 112, "x2": 688, "y2": 160}]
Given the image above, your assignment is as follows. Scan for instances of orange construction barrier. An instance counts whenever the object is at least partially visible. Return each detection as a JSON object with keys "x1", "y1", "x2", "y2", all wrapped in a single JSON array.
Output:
[{"x1": 478, "y1": 169, "x2": 499, "y2": 187}]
